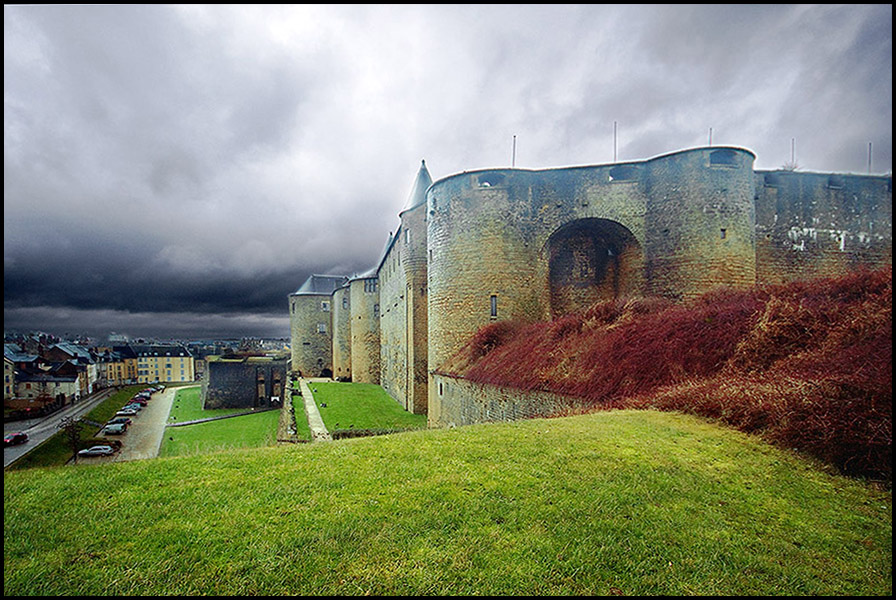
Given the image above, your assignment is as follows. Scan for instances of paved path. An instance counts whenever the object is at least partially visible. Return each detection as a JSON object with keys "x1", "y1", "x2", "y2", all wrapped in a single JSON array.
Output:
[
  {"x1": 298, "y1": 378, "x2": 331, "y2": 442},
  {"x1": 80, "y1": 385, "x2": 184, "y2": 465}
]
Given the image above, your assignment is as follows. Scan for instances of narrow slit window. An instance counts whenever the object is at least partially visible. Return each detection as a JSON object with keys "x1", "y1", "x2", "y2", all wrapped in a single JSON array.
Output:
[
  {"x1": 490, "y1": 295, "x2": 498, "y2": 318},
  {"x1": 720, "y1": 228, "x2": 727, "y2": 239}
]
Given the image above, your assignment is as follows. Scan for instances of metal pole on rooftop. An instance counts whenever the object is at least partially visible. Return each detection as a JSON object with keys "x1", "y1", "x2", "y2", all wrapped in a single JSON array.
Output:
[
  {"x1": 613, "y1": 121, "x2": 617, "y2": 162},
  {"x1": 512, "y1": 135, "x2": 516, "y2": 168},
  {"x1": 709, "y1": 127, "x2": 712, "y2": 146},
  {"x1": 868, "y1": 142, "x2": 872, "y2": 174}
]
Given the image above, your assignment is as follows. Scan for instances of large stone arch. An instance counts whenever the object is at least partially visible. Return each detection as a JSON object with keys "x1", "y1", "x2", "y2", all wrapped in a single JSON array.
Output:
[{"x1": 545, "y1": 218, "x2": 644, "y2": 317}]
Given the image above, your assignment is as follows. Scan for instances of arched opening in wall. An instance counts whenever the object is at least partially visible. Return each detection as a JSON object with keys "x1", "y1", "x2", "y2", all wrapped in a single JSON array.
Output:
[{"x1": 546, "y1": 218, "x2": 644, "y2": 317}]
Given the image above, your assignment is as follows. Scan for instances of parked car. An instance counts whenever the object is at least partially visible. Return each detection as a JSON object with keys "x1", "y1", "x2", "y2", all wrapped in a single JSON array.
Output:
[
  {"x1": 4, "y1": 432, "x2": 28, "y2": 446},
  {"x1": 116, "y1": 408, "x2": 139, "y2": 417},
  {"x1": 123, "y1": 403, "x2": 143, "y2": 412},
  {"x1": 133, "y1": 393, "x2": 150, "y2": 401},
  {"x1": 129, "y1": 398, "x2": 148, "y2": 406},
  {"x1": 78, "y1": 445, "x2": 115, "y2": 457},
  {"x1": 106, "y1": 417, "x2": 132, "y2": 427},
  {"x1": 103, "y1": 423, "x2": 127, "y2": 435}
]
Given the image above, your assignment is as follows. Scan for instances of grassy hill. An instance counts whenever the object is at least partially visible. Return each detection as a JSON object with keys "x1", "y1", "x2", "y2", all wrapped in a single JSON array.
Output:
[
  {"x1": 3, "y1": 410, "x2": 891, "y2": 595},
  {"x1": 4, "y1": 269, "x2": 891, "y2": 594},
  {"x1": 442, "y1": 268, "x2": 892, "y2": 481}
]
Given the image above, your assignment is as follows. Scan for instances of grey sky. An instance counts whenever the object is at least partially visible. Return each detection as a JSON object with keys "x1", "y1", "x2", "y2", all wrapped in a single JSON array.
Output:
[{"x1": 4, "y1": 4, "x2": 892, "y2": 341}]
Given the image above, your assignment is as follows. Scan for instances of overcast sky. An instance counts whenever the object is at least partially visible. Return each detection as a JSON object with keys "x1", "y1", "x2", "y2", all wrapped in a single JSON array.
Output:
[{"x1": 4, "y1": 4, "x2": 892, "y2": 342}]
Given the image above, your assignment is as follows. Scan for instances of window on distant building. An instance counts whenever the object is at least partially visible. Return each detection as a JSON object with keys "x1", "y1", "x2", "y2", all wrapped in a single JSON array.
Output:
[
  {"x1": 490, "y1": 295, "x2": 498, "y2": 318},
  {"x1": 317, "y1": 323, "x2": 327, "y2": 334}
]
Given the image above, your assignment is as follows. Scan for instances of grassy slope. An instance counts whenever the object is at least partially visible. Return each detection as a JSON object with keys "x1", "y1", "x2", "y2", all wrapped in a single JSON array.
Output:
[
  {"x1": 445, "y1": 268, "x2": 892, "y2": 480},
  {"x1": 3, "y1": 410, "x2": 891, "y2": 596}
]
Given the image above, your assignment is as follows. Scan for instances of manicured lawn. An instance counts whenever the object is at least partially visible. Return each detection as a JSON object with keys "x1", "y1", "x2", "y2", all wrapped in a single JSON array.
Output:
[
  {"x1": 159, "y1": 386, "x2": 280, "y2": 457},
  {"x1": 165, "y1": 386, "x2": 248, "y2": 424},
  {"x1": 159, "y1": 410, "x2": 280, "y2": 457},
  {"x1": 3, "y1": 410, "x2": 890, "y2": 595},
  {"x1": 309, "y1": 381, "x2": 427, "y2": 434},
  {"x1": 292, "y1": 391, "x2": 312, "y2": 441}
]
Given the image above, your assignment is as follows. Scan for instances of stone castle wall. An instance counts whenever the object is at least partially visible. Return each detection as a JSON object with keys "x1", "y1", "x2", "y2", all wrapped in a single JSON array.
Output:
[
  {"x1": 753, "y1": 170, "x2": 892, "y2": 285},
  {"x1": 332, "y1": 285, "x2": 352, "y2": 380},
  {"x1": 378, "y1": 229, "x2": 410, "y2": 407},
  {"x1": 399, "y1": 203, "x2": 429, "y2": 414},
  {"x1": 349, "y1": 277, "x2": 381, "y2": 384},
  {"x1": 290, "y1": 146, "x2": 891, "y2": 428},
  {"x1": 203, "y1": 359, "x2": 287, "y2": 410},
  {"x1": 289, "y1": 294, "x2": 333, "y2": 377}
]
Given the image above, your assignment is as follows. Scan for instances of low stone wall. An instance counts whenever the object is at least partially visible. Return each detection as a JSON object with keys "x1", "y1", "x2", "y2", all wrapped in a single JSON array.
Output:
[{"x1": 431, "y1": 373, "x2": 589, "y2": 428}]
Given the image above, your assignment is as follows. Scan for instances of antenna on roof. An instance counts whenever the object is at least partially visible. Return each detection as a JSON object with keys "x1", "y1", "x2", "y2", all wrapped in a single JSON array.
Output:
[
  {"x1": 613, "y1": 121, "x2": 617, "y2": 162},
  {"x1": 708, "y1": 127, "x2": 712, "y2": 146},
  {"x1": 868, "y1": 142, "x2": 872, "y2": 174},
  {"x1": 512, "y1": 135, "x2": 516, "y2": 168}
]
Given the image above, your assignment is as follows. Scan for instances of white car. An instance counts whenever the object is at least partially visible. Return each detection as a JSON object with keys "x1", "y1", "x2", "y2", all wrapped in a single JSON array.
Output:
[
  {"x1": 116, "y1": 408, "x2": 139, "y2": 417},
  {"x1": 78, "y1": 445, "x2": 115, "y2": 457}
]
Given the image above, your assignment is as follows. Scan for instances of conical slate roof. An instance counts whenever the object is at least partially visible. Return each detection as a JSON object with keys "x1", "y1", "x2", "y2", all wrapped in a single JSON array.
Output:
[{"x1": 400, "y1": 159, "x2": 432, "y2": 213}]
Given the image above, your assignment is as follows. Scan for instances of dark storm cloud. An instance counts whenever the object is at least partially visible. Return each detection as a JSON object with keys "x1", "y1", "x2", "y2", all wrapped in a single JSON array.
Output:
[{"x1": 4, "y1": 5, "x2": 891, "y2": 340}]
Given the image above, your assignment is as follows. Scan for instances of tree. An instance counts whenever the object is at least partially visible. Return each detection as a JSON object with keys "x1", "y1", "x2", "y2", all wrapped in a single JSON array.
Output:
[{"x1": 58, "y1": 416, "x2": 84, "y2": 464}]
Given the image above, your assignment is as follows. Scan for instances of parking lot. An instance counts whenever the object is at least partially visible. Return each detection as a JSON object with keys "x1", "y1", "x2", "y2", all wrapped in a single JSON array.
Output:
[{"x1": 82, "y1": 385, "x2": 185, "y2": 464}]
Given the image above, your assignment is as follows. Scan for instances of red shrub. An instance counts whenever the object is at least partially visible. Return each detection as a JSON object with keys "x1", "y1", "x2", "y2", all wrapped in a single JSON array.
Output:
[{"x1": 454, "y1": 268, "x2": 892, "y2": 481}]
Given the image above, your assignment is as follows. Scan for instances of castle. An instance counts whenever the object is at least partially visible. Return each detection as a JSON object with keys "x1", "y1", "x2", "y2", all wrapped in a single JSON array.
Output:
[{"x1": 289, "y1": 146, "x2": 892, "y2": 427}]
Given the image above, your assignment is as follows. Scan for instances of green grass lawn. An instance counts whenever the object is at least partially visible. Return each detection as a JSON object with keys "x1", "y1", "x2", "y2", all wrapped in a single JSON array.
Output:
[
  {"x1": 309, "y1": 381, "x2": 427, "y2": 434},
  {"x1": 159, "y1": 410, "x2": 280, "y2": 457},
  {"x1": 292, "y1": 391, "x2": 312, "y2": 441},
  {"x1": 4, "y1": 410, "x2": 890, "y2": 595},
  {"x1": 159, "y1": 386, "x2": 280, "y2": 457},
  {"x1": 165, "y1": 386, "x2": 248, "y2": 424}
]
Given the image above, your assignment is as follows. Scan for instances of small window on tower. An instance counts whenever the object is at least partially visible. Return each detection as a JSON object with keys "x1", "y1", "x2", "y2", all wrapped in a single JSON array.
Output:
[
  {"x1": 490, "y1": 295, "x2": 498, "y2": 318},
  {"x1": 709, "y1": 149, "x2": 737, "y2": 167}
]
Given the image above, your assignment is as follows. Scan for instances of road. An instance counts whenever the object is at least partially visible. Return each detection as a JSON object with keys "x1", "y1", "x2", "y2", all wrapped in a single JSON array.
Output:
[
  {"x1": 3, "y1": 387, "x2": 116, "y2": 468},
  {"x1": 4, "y1": 385, "x2": 188, "y2": 467}
]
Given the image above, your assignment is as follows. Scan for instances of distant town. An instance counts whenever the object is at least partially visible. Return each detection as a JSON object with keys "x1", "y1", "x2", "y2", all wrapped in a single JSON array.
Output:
[{"x1": 4, "y1": 330, "x2": 289, "y2": 418}]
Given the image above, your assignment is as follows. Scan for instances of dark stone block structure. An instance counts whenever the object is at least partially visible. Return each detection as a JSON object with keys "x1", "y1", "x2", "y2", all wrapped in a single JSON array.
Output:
[{"x1": 202, "y1": 357, "x2": 287, "y2": 410}]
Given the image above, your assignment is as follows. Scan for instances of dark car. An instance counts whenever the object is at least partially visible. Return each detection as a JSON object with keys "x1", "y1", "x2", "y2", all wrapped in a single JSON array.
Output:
[
  {"x1": 103, "y1": 423, "x2": 127, "y2": 435},
  {"x1": 4, "y1": 432, "x2": 29, "y2": 447},
  {"x1": 106, "y1": 417, "x2": 132, "y2": 427}
]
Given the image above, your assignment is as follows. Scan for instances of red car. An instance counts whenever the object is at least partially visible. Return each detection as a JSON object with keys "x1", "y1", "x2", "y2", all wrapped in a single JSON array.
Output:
[{"x1": 4, "y1": 432, "x2": 29, "y2": 447}]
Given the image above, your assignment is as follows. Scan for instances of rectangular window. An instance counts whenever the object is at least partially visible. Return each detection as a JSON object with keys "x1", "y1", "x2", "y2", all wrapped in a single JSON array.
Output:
[
  {"x1": 343, "y1": 296, "x2": 348, "y2": 309},
  {"x1": 490, "y1": 295, "x2": 498, "y2": 318},
  {"x1": 321, "y1": 301, "x2": 330, "y2": 312},
  {"x1": 720, "y1": 228, "x2": 727, "y2": 239},
  {"x1": 405, "y1": 229, "x2": 411, "y2": 244},
  {"x1": 317, "y1": 323, "x2": 327, "y2": 334}
]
